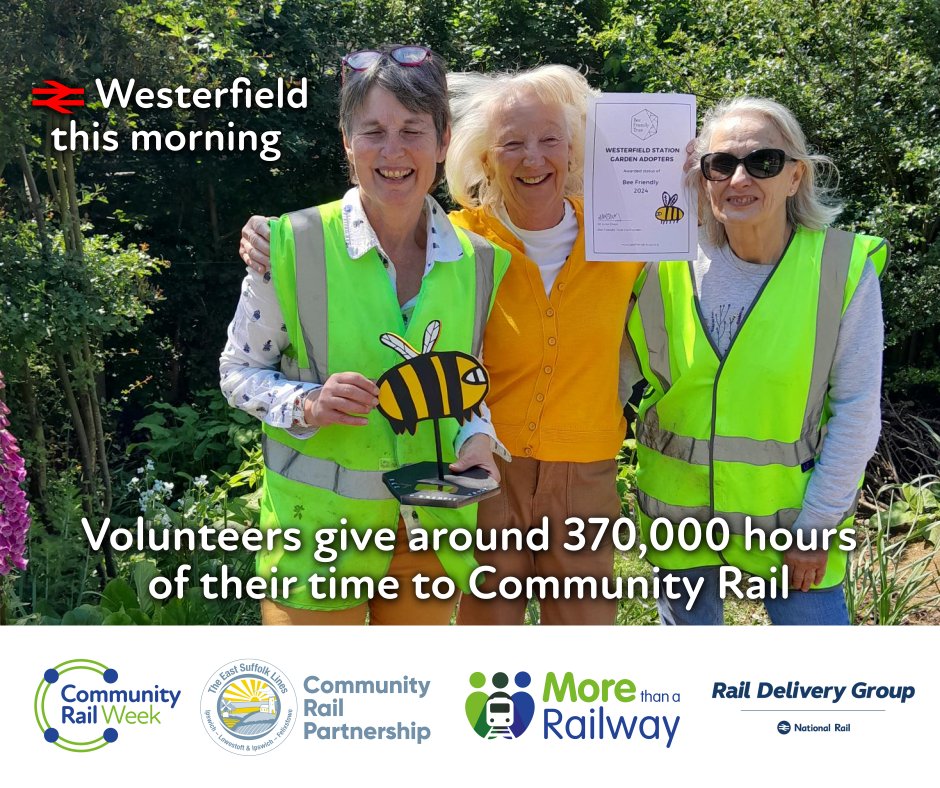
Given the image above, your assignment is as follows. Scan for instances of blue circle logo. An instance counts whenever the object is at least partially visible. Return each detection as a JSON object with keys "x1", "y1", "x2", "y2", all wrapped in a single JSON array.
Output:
[
  {"x1": 778, "y1": 720, "x2": 791, "y2": 735},
  {"x1": 35, "y1": 659, "x2": 121, "y2": 753}
]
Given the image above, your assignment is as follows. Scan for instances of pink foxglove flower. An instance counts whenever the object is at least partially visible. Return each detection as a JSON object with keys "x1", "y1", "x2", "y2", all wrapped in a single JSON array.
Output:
[{"x1": 0, "y1": 370, "x2": 30, "y2": 574}]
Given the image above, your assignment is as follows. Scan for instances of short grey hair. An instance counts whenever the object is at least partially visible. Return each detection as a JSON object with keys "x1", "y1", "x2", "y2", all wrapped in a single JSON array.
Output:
[
  {"x1": 688, "y1": 96, "x2": 843, "y2": 246},
  {"x1": 339, "y1": 44, "x2": 450, "y2": 188},
  {"x1": 446, "y1": 65, "x2": 597, "y2": 210}
]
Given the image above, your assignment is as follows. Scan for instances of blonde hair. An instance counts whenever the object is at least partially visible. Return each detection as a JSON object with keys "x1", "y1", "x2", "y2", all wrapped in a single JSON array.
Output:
[
  {"x1": 446, "y1": 65, "x2": 597, "y2": 210},
  {"x1": 688, "y1": 96, "x2": 843, "y2": 246}
]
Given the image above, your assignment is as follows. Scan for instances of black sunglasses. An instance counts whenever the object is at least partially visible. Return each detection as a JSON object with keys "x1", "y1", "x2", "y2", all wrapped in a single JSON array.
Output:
[{"x1": 700, "y1": 148, "x2": 796, "y2": 181}]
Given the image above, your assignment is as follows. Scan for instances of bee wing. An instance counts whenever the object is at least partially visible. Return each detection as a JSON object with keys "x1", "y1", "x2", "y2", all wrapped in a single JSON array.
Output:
[
  {"x1": 380, "y1": 332, "x2": 418, "y2": 360},
  {"x1": 422, "y1": 320, "x2": 441, "y2": 354},
  {"x1": 662, "y1": 191, "x2": 670, "y2": 206},
  {"x1": 668, "y1": 193, "x2": 679, "y2": 207}
]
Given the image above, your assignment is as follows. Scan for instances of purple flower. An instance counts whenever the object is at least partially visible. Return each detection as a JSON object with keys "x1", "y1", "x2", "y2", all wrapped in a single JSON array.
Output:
[{"x1": 0, "y1": 370, "x2": 31, "y2": 575}]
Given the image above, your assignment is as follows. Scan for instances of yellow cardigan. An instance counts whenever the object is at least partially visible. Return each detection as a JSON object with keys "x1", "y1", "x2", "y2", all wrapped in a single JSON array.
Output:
[{"x1": 450, "y1": 198, "x2": 642, "y2": 462}]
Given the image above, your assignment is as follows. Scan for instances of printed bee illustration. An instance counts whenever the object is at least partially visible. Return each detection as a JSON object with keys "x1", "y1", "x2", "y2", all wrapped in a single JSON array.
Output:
[
  {"x1": 655, "y1": 192, "x2": 685, "y2": 224},
  {"x1": 376, "y1": 320, "x2": 489, "y2": 436}
]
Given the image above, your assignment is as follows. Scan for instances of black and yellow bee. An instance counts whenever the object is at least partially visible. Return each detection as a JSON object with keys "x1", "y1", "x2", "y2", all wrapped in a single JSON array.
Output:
[
  {"x1": 655, "y1": 192, "x2": 685, "y2": 224},
  {"x1": 376, "y1": 320, "x2": 489, "y2": 435}
]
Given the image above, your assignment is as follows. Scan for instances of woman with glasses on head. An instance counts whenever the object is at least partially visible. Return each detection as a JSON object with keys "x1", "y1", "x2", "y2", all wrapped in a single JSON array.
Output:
[
  {"x1": 241, "y1": 65, "x2": 644, "y2": 625},
  {"x1": 220, "y1": 44, "x2": 510, "y2": 625},
  {"x1": 626, "y1": 97, "x2": 888, "y2": 625}
]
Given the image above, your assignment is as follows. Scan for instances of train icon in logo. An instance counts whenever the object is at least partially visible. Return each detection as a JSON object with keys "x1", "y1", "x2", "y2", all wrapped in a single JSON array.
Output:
[
  {"x1": 465, "y1": 671, "x2": 535, "y2": 740},
  {"x1": 778, "y1": 720, "x2": 792, "y2": 735}
]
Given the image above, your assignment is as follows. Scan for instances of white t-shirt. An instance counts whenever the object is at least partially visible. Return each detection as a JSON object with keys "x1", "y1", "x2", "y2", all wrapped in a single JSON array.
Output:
[{"x1": 497, "y1": 200, "x2": 579, "y2": 295}]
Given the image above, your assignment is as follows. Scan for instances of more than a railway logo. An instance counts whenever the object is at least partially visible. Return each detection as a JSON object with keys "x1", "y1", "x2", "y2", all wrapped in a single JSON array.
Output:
[
  {"x1": 34, "y1": 658, "x2": 181, "y2": 752},
  {"x1": 465, "y1": 671, "x2": 535, "y2": 740},
  {"x1": 200, "y1": 659, "x2": 297, "y2": 756}
]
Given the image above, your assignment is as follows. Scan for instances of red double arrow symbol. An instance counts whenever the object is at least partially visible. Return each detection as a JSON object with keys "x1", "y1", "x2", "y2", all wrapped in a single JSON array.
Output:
[{"x1": 31, "y1": 80, "x2": 85, "y2": 114}]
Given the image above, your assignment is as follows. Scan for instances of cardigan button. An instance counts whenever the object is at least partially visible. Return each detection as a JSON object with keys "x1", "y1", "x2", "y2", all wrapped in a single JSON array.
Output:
[
  {"x1": 524, "y1": 447, "x2": 532, "y2": 456},
  {"x1": 547, "y1": 337, "x2": 556, "y2": 346},
  {"x1": 528, "y1": 422, "x2": 536, "y2": 430},
  {"x1": 543, "y1": 366, "x2": 552, "y2": 375},
  {"x1": 557, "y1": 281, "x2": 565, "y2": 291},
  {"x1": 545, "y1": 308, "x2": 555, "y2": 317},
  {"x1": 536, "y1": 393, "x2": 544, "y2": 402}
]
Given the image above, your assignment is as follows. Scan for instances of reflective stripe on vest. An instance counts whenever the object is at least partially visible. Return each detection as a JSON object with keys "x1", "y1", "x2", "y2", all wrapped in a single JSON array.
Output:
[
  {"x1": 465, "y1": 232, "x2": 496, "y2": 359},
  {"x1": 261, "y1": 434, "x2": 393, "y2": 501}
]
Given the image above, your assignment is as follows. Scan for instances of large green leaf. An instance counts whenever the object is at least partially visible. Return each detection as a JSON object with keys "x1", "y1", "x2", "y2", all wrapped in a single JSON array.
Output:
[
  {"x1": 102, "y1": 610, "x2": 136, "y2": 625},
  {"x1": 131, "y1": 560, "x2": 161, "y2": 616},
  {"x1": 100, "y1": 578, "x2": 140, "y2": 613},
  {"x1": 62, "y1": 605, "x2": 106, "y2": 625}
]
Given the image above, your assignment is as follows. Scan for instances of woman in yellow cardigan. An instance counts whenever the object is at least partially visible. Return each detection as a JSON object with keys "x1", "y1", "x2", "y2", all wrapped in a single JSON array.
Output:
[{"x1": 239, "y1": 65, "x2": 642, "y2": 624}]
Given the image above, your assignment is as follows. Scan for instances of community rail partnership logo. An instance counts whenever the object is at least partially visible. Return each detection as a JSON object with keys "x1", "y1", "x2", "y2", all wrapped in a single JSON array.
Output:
[
  {"x1": 466, "y1": 671, "x2": 536, "y2": 740},
  {"x1": 34, "y1": 658, "x2": 181, "y2": 752},
  {"x1": 201, "y1": 659, "x2": 297, "y2": 755}
]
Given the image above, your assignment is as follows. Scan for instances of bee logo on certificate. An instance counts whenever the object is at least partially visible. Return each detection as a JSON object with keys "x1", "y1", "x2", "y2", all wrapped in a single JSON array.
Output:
[{"x1": 655, "y1": 192, "x2": 685, "y2": 224}]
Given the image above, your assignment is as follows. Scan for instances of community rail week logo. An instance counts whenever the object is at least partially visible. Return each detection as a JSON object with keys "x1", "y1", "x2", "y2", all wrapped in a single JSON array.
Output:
[
  {"x1": 201, "y1": 659, "x2": 297, "y2": 755},
  {"x1": 465, "y1": 671, "x2": 535, "y2": 740},
  {"x1": 34, "y1": 658, "x2": 181, "y2": 752}
]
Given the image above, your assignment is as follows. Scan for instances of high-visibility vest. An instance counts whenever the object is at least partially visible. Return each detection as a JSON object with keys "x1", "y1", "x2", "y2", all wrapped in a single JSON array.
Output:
[
  {"x1": 259, "y1": 199, "x2": 510, "y2": 610},
  {"x1": 627, "y1": 227, "x2": 888, "y2": 588}
]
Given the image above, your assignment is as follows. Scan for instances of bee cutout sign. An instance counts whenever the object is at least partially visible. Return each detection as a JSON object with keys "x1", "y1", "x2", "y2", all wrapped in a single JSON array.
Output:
[{"x1": 375, "y1": 320, "x2": 500, "y2": 508}]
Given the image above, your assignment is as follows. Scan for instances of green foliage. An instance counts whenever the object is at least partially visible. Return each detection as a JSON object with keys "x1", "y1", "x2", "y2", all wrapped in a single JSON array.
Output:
[
  {"x1": 128, "y1": 389, "x2": 260, "y2": 481},
  {"x1": 869, "y1": 477, "x2": 940, "y2": 545},
  {"x1": 0, "y1": 221, "x2": 165, "y2": 373},
  {"x1": 22, "y1": 445, "x2": 265, "y2": 625},
  {"x1": 447, "y1": 0, "x2": 610, "y2": 71}
]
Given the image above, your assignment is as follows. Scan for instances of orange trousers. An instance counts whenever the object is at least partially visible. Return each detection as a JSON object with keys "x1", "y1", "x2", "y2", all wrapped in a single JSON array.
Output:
[
  {"x1": 260, "y1": 518, "x2": 456, "y2": 625},
  {"x1": 456, "y1": 456, "x2": 619, "y2": 625}
]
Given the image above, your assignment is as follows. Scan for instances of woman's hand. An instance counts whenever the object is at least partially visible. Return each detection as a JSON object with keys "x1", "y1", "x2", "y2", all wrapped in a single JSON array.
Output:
[
  {"x1": 783, "y1": 546, "x2": 828, "y2": 592},
  {"x1": 449, "y1": 434, "x2": 500, "y2": 483},
  {"x1": 304, "y1": 372, "x2": 379, "y2": 427},
  {"x1": 239, "y1": 215, "x2": 273, "y2": 275}
]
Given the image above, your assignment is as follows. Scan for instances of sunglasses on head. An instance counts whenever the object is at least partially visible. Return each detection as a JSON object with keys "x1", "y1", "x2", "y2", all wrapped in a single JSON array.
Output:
[
  {"x1": 341, "y1": 46, "x2": 432, "y2": 76},
  {"x1": 700, "y1": 148, "x2": 796, "y2": 181}
]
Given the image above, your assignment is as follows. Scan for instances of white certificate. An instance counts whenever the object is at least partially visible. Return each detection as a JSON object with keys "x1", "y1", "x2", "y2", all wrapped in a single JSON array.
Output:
[{"x1": 585, "y1": 93, "x2": 697, "y2": 261}]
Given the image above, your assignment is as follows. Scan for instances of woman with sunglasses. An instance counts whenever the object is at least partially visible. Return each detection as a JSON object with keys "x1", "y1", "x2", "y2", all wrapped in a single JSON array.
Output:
[
  {"x1": 626, "y1": 96, "x2": 888, "y2": 624},
  {"x1": 241, "y1": 65, "x2": 643, "y2": 625},
  {"x1": 221, "y1": 44, "x2": 510, "y2": 625}
]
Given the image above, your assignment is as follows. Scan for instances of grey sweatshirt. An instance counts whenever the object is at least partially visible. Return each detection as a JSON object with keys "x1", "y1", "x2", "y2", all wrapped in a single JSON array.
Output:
[{"x1": 624, "y1": 235, "x2": 884, "y2": 535}]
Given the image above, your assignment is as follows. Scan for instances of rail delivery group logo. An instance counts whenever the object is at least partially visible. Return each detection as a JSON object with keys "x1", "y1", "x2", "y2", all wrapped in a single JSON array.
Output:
[
  {"x1": 201, "y1": 659, "x2": 297, "y2": 755},
  {"x1": 465, "y1": 671, "x2": 535, "y2": 740},
  {"x1": 34, "y1": 658, "x2": 181, "y2": 752}
]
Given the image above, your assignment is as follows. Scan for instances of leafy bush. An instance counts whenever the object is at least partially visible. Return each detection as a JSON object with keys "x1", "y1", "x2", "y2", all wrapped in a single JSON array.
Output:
[{"x1": 128, "y1": 389, "x2": 260, "y2": 481}]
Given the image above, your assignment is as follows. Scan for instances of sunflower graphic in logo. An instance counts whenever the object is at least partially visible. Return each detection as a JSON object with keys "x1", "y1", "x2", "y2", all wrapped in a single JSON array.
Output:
[{"x1": 217, "y1": 676, "x2": 280, "y2": 739}]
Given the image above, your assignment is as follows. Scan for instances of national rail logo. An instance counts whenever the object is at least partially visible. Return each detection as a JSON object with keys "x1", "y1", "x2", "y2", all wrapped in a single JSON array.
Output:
[
  {"x1": 34, "y1": 658, "x2": 182, "y2": 752},
  {"x1": 465, "y1": 671, "x2": 535, "y2": 740},
  {"x1": 200, "y1": 659, "x2": 297, "y2": 756}
]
